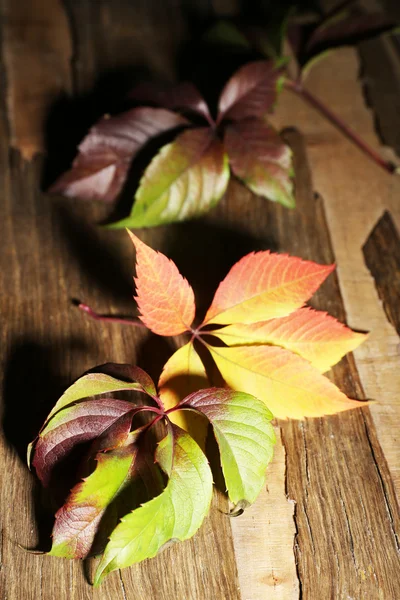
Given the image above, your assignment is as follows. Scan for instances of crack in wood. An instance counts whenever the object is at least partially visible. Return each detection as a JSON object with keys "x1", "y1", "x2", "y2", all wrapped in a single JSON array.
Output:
[
  {"x1": 362, "y1": 210, "x2": 400, "y2": 338},
  {"x1": 361, "y1": 412, "x2": 400, "y2": 554}
]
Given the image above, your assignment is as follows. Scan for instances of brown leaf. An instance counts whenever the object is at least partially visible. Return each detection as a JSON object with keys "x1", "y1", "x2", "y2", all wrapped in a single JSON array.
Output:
[{"x1": 50, "y1": 107, "x2": 188, "y2": 202}]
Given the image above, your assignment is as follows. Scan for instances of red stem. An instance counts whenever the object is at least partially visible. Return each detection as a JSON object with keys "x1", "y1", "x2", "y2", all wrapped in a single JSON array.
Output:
[
  {"x1": 285, "y1": 79, "x2": 399, "y2": 175},
  {"x1": 77, "y1": 303, "x2": 147, "y2": 328}
]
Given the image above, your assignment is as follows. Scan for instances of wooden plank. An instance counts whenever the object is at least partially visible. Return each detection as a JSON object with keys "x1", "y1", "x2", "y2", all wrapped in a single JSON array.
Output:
[
  {"x1": 2, "y1": 0, "x2": 72, "y2": 160},
  {"x1": 363, "y1": 211, "x2": 400, "y2": 337},
  {"x1": 273, "y1": 46, "x2": 400, "y2": 496},
  {"x1": 261, "y1": 129, "x2": 400, "y2": 599}
]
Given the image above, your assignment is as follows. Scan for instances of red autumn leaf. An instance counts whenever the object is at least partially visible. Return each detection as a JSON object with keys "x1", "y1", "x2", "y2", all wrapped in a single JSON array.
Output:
[
  {"x1": 306, "y1": 11, "x2": 396, "y2": 55},
  {"x1": 203, "y1": 250, "x2": 335, "y2": 326},
  {"x1": 217, "y1": 60, "x2": 282, "y2": 123},
  {"x1": 50, "y1": 107, "x2": 188, "y2": 202},
  {"x1": 224, "y1": 118, "x2": 294, "y2": 207},
  {"x1": 129, "y1": 81, "x2": 213, "y2": 123},
  {"x1": 129, "y1": 231, "x2": 196, "y2": 335},
  {"x1": 33, "y1": 398, "x2": 140, "y2": 485}
]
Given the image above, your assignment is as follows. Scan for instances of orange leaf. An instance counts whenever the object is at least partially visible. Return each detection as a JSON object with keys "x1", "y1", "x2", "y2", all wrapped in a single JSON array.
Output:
[
  {"x1": 208, "y1": 344, "x2": 367, "y2": 419},
  {"x1": 159, "y1": 342, "x2": 209, "y2": 447},
  {"x1": 203, "y1": 251, "x2": 334, "y2": 326},
  {"x1": 129, "y1": 232, "x2": 195, "y2": 335},
  {"x1": 213, "y1": 307, "x2": 367, "y2": 372}
]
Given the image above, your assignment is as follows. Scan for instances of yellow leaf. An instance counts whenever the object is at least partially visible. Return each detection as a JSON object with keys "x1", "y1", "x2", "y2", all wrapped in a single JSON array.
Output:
[
  {"x1": 159, "y1": 342, "x2": 210, "y2": 448},
  {"x1": 212, "y1": 307, "x2": 367, "y2": 372},
  {"x1": 208, "y1": 344, "x2": 367, "y2": 420}
]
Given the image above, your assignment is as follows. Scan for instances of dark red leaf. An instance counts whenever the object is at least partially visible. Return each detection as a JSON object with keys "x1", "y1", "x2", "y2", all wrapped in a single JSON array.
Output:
[
  {"x1": 217, "y1": 60, "x2": 282, "y2": 123},
  {"x1": 224, "y1": 118, "x2": 294, "y2": 207},
  {"x1": 129, "y1": 81, "x2": 213, "y2": 124},
  {"x1": 33, "y1": 398, "x2": 139, "y2": 485},
  {"x1": 306, "y1": 12, "x2": 395, "y2": 55},
  {"x1": 49, "y1": 107, "x2": 188, "y2": 203}
]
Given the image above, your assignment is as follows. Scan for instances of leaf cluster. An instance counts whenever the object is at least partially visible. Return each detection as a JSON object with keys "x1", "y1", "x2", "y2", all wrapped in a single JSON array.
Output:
[
  {"x1": 130, "y1": 232, "x2": 367, "y2": 421},
  {"x1": 50, "y1": 61, "x2": 295, "y2": 227},
  {"x1": 29, "y1": 363, "x2": 275, "y2": 585}
]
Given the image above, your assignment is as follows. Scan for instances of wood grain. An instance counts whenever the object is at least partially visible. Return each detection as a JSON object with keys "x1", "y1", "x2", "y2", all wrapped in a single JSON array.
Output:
[
  {"x1": 1, "y1": 1, "x2": 400, "y2": 599},
  {"x1": 2, "y1": 0, "x2": 72, "y2": 160},
  {"x1": 363, "y1": 211, "x2": 400, "y2": 337}
]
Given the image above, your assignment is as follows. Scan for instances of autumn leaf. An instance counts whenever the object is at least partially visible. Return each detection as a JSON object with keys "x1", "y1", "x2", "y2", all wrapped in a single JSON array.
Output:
[
  {"x1": 110, "y1": 127, "x2": 230, "y2": 228},
  {"x1": 50, "y1": 108, "x2": 188, "y2": 202},
  {"x1": 213, "y1": 307, "x2": 367, "y2": 373},
  {"x1": 51, "y1": 57, "x2": 294, "y2": 227},
  {"x1": 217, "y1": 60, "x2": 283, "y2": 122},
  {"x1": 129, "y1": 81, "x2": 213, "y2": 123},
  {"x1": 158, "y1": 342, "x2": 210, "y2": 446},
  {"x1": 129, "y1": 231, "x2": 196, "y2": 335},
  {"x1": 49, "y1": 427, "x2": 161, "y2": 559},
  {"x1": 224, "y1": 118, "x2": 294, "y2": 207},
  {"x1": 30, "y1": 363, "x2": 276, "y2": 582},
  {"x1": 207, "y1": 344, "x2": 366, "y2": 420},
  {"x1": 203, "y1": 251, "x2": 334, "y2": 326},
  {"x1": 123, "y1": 235, "x2": 367, "y2": 419}
]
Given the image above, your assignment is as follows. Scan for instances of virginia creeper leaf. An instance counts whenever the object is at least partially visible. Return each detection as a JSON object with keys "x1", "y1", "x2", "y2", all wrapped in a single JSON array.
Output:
[
  {"x1": 33, "y1": 399, "x2": 141, "y2": 485},
  {"x1": 213, "y1": 307, "x2": 367, "y2": 373},
  {"x1": 94, "y1": 424, "x2": 213, "y2": 585},
  {"x1": 217, "y1": 60, "x2": 282, "y2": 123},
  {"x1": 158, "y1": 342, "x2": 210, "y2": 446},
  {"x1": 129, "y1": 81, "x2": 213, "y2": 123},
  {"x1": 306, "y1": 11, "x2": 396, "y2": 55},
  {"x1": 49, "y1": 429, "x2": 145, "y2": 559},
  {"x1": 112, "y1": 127, "x2": 230, "y2": 228},
  {"x1": 129, "y1": 231, "x2": 196, "y2": 336},
  {"x1": 44, "y1": 365, "x2": 154, "y2": 424},
  {"x1": 203, "y1": 250, "x2": 334, "y2": 326},
  {"x1": 50, "y1": 108, "x2": 188, "y2": 202},
  {"x1": 180, "y1": 388, "x2": 275, "y2": 505},
  {"x1": 208, "y1": 344, "x2": 367, "y2": 420},
  {"x1": 224, "y1": 118, "x2": 294, "y2": 207}
]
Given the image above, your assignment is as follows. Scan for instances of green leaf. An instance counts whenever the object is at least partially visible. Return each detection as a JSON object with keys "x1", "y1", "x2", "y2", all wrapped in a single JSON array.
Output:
[
  {"x1": 49, "y1": 428, "x2": 164, "y2": 559},
  {"x1": 180, "y1": 388, "x2": 275, "y2": 506},
  {"x1": 94, "y1": 424, "x2": 213, "y2": 585},
  {"x1": 108, "y1": 127, "x2": 230, "y2": 228},
  {"x1": 43, "y1": 367, "x2": 146, "y2": 424}
]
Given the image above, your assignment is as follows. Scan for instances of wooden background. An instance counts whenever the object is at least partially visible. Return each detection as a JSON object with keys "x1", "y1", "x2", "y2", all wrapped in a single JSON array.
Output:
[{"x1": 1, "y1": 0, "x2": 400, "y2": 598}]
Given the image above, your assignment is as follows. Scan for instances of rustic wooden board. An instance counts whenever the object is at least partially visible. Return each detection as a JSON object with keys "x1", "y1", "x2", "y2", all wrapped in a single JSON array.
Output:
[{"x1": 1, "y1": 1, "x2": 400, "y2": 599}]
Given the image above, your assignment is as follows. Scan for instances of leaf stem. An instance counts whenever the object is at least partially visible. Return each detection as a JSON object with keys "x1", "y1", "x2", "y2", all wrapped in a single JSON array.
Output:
[
  {"x1": 284, "y1": 78, "x2": 399, "y2": 175},
  {"x1": 77, "y1": 303, "x2": 147, "y2": 328}
]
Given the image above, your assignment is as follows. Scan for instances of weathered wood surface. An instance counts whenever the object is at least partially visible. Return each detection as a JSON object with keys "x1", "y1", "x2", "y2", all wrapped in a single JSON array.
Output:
[{"x1": 1, "y1": 1, "x2": 400, "y2": 599}]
